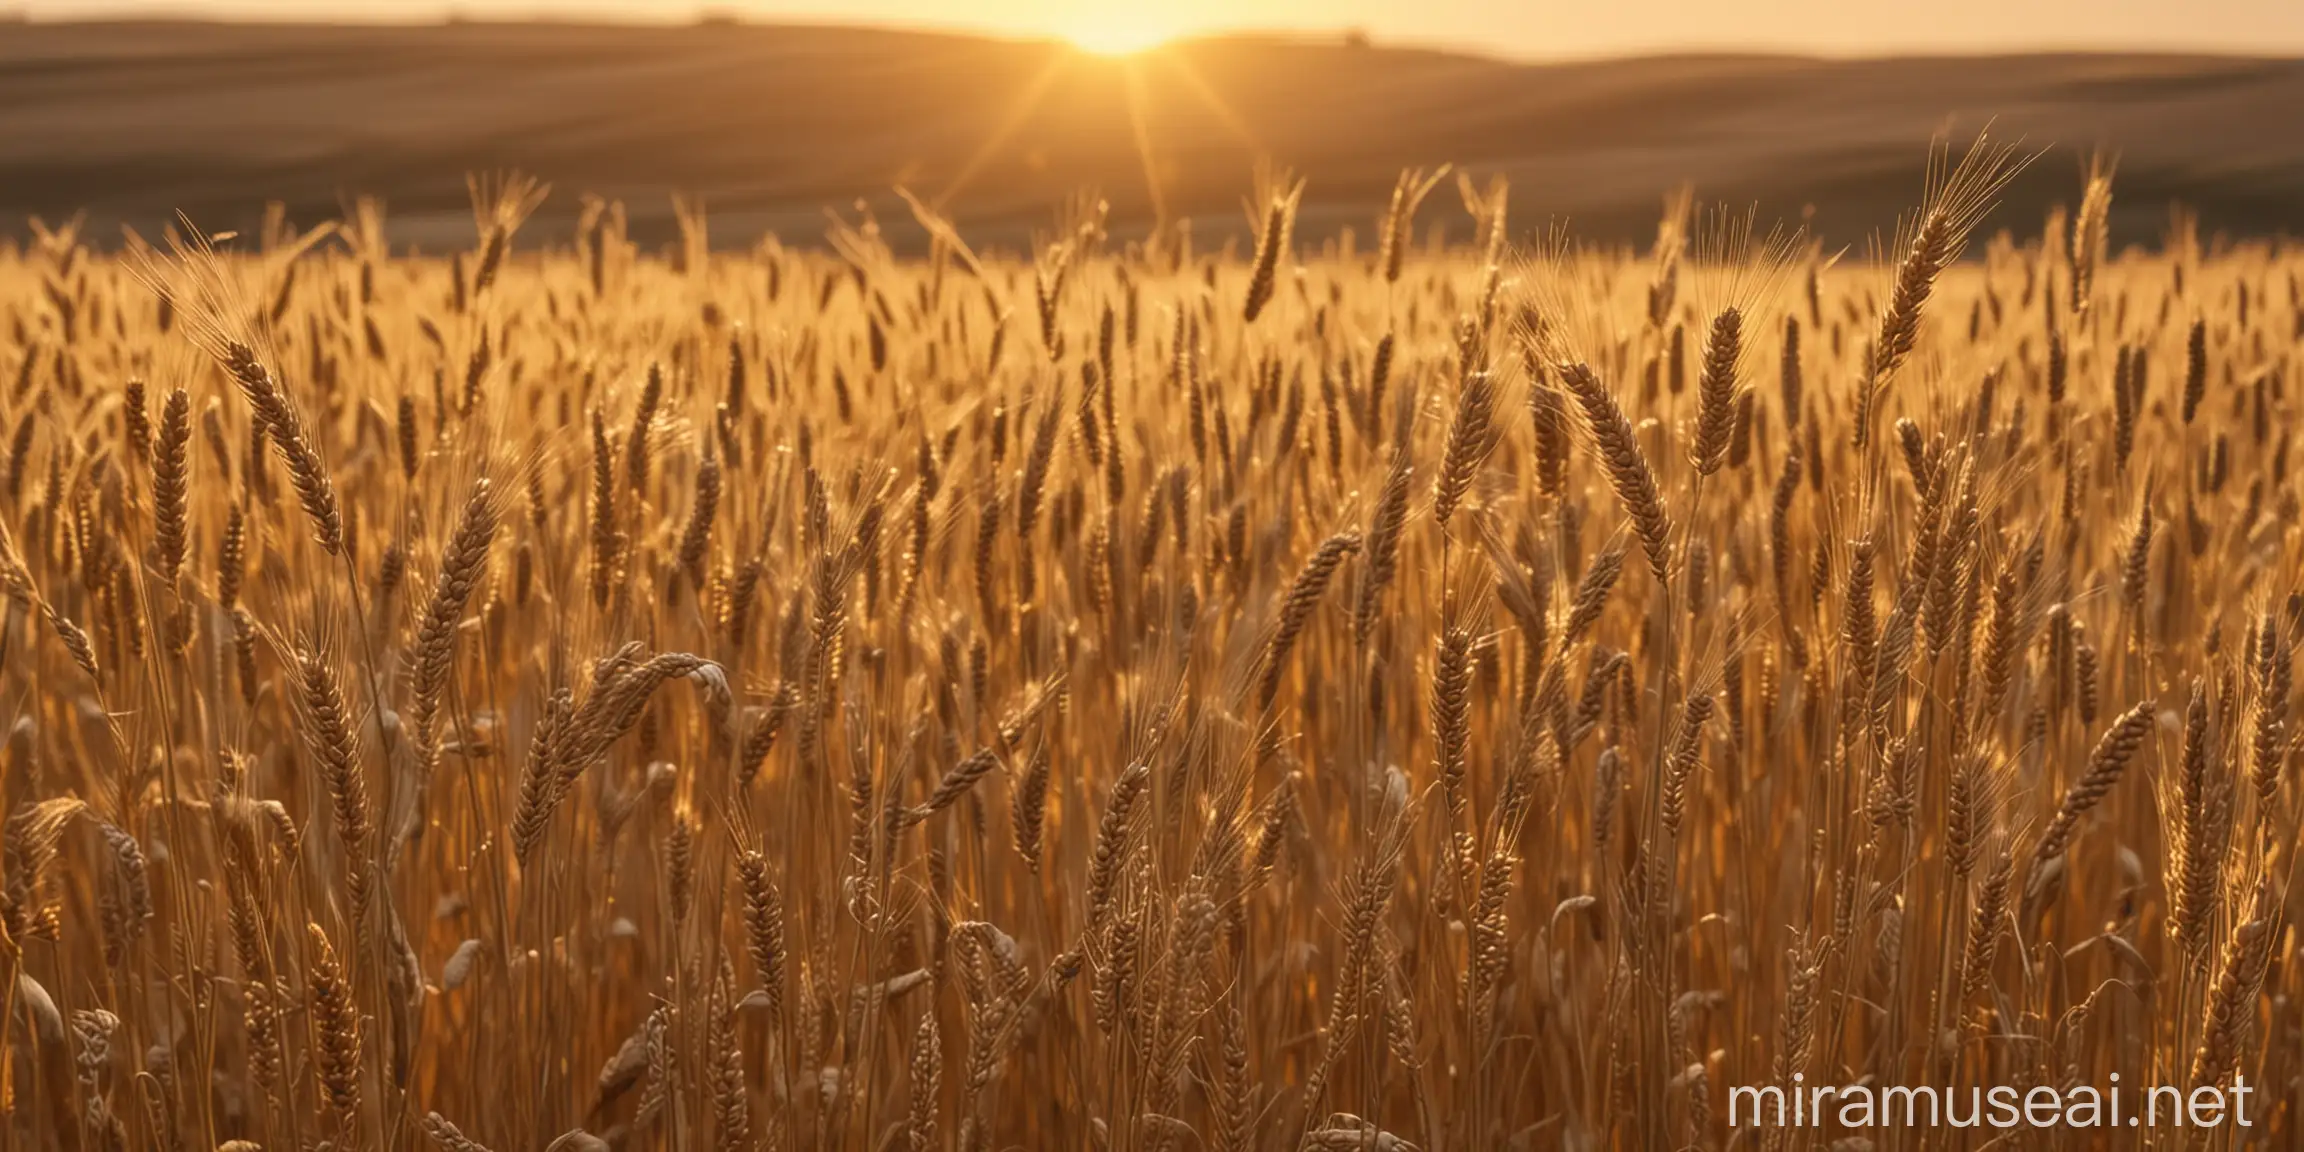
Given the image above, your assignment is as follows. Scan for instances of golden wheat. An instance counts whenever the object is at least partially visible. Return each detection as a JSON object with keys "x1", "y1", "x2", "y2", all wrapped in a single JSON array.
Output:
[{"x1": 0, "y1": 139, "x2": 2297, "y2": 1151}]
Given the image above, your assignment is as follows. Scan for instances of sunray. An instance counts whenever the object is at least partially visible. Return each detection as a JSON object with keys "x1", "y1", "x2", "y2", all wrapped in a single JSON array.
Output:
[
  {"x1": 1120, "y1": 59, "x2": 1169, "y2": 229},
  {"x1": 935, "y1": 47, "x2": 1073, "y2": 210},
  {"x1": 1147, "y1": 48, "x2": 1265, "y2": 157}
]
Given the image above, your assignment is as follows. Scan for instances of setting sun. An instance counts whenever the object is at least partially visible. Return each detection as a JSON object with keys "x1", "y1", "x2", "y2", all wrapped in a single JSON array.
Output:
[{"x1": 1060, "y1": 9, "x2": 1178, "y2": 56}]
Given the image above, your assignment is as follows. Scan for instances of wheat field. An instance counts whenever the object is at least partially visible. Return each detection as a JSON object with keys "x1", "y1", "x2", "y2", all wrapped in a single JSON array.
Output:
[{"x1": 0, "y1": 142, "x2": 2297, "y2": 1150}]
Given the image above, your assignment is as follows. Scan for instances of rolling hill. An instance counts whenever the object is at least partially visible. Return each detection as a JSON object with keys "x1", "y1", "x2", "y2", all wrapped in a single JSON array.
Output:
[{"x1": 4, "y1": 19, "x2": 2303, "y2": 250}]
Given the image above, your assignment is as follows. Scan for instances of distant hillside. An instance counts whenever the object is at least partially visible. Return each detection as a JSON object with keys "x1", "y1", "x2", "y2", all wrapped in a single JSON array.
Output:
[{"x1": 4, "y1": 20, "x2": 2303, "y2": 250}]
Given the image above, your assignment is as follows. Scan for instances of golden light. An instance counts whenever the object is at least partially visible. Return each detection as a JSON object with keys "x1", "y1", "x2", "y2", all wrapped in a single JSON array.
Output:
[{"x1": 1060, "y1": 10, "x2": 1177, "y2": 57}]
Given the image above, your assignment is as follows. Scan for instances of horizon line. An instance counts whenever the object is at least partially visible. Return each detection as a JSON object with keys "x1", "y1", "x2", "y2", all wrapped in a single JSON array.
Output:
[{"x1": 7, "y1": 9, "x2": 2304, "y2": 66}]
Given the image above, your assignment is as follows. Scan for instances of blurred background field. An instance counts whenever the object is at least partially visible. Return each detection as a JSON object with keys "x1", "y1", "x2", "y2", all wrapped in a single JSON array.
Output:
[{"x1": 5, "y1": 20, "x2": 2304, "y2": 249}]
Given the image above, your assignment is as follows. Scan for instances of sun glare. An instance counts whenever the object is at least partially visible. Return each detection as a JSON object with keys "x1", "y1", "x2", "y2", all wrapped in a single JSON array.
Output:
[{"x1": 1062, "y1": 11, "x2": 1177, "y2": 57}]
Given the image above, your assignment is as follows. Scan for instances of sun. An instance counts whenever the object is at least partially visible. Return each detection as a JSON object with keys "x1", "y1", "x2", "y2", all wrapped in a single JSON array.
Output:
[{"x1": 1061, "y1": 11, "x2": 1178, "y2": 57}]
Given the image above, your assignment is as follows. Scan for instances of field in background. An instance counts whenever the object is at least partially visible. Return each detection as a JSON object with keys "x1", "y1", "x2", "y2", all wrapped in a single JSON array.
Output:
[
  {"x1": 0, "y1": 140, "x2": 2300, "y2": 1149},
  {"x1": 6, "y1": 22, "x2": 2304, "y2": 250}
]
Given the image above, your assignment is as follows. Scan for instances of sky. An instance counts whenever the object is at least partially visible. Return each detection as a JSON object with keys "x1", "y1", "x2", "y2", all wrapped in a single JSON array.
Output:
[{"x1": 15, "y1": 0, "x2": 2304, "y2": 59}]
